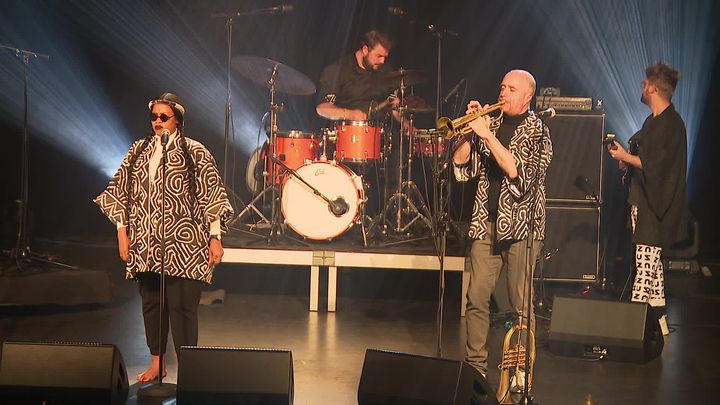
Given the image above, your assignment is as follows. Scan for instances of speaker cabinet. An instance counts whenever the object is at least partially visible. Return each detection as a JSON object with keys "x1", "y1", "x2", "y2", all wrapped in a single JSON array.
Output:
[
  {"x1": 541, "y1": 205, "x2": 600, "y2": 281},
  {"x1": 0, "y1": 341, "x2": 128, "y2": 405},
  {"x1": 545, "y1": 113, "x2": 605, "y2": 201},
  {"x1": 177, "y1": 346, "x2": 293, "y2": 404},
  {"x1": 358, "y1": 348, "x2": 499, "y2": 405},
  {"x1": 549, "y1": 297, "x2": 664, "y2": 363}
]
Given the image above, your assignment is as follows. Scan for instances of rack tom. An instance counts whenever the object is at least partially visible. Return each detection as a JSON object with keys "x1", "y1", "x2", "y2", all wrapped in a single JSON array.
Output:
[
  {"x1": 334, "y1": 120, "x2": 383, "y2": 162},
  {"x1": 267, "y1": 130, "x2": 321, "y2": 184}
]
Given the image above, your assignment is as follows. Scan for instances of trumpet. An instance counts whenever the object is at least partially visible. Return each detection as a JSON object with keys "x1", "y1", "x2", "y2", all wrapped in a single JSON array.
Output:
[
  {"x1": 436, "y1": 100, "x2": 506, "y2": 139},
  {"x1": 497, "y1": 323, "x2": 536, "y2": 404}
]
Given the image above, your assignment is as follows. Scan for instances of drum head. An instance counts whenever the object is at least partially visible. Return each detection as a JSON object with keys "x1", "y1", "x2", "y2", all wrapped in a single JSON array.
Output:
[
  {"x1": 245, "y1": 146, "x2": 265, "y2": 194},
  {"x1": 281, "y1": 161, "x2": 362, "y2": 240}
]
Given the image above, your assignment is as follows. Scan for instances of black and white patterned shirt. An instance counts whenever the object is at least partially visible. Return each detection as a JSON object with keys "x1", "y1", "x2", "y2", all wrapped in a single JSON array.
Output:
[{"x1": 453, "y1": 113, "x2": 552, "y2": 241}]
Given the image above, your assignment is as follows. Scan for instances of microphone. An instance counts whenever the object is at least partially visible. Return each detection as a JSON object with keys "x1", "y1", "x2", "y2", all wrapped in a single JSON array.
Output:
[
  {"x1": 442, "y1": 78, "x2": 466, "y2": 104},
  {"x1": 536, "y1": 107, "x2": 556, "y2": 118},
  {"x1": 388, "y1": 7, "x2": 407, "y2": 16},
  {"x1": 428, "y1": 24, "x2": 459, "y2": 37},
  {"x1": 237, "y1": 4, "x2": 294, "y2": 16},
  {"x1": 329, "y1": 197, "x2": 349, "y2": 217},
  {"x1": 161, "y1": 129, "x2": 170, "y2": 146}
]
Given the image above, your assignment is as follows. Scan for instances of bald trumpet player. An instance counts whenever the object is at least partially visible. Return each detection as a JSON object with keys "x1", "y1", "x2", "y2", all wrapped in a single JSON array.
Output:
[{"x1": 451, "y1": 70, "x2": 553, "y2": 392}]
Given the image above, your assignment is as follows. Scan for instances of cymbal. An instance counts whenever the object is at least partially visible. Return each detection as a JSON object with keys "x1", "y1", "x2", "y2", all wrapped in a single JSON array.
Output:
[
  {"x1": 231, "y1": 55, "x2": 316, "y2": 95},
  {"x1": 376, "y1": 69, "x2": 429, "y2": 87}
]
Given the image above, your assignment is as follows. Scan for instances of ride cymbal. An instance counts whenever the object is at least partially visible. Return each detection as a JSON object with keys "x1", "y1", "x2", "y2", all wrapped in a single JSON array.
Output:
[{"x1": 231, "y1": 55, "x2": 316, "y2": 95}]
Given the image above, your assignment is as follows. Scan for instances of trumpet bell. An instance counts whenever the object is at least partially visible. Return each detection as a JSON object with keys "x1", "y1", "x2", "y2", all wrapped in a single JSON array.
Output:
[
  {"x1": 436, "y1": 116, "x2": 455, "y2": 138},
  {"x1": 436, "y1": 100, "x2": 506, "y2": 140}
]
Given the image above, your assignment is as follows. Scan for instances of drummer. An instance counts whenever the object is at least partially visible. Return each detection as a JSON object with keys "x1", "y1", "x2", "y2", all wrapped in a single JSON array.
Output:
[{"x1": 316, "y1": 29, "x2": 399, "y2": 121}]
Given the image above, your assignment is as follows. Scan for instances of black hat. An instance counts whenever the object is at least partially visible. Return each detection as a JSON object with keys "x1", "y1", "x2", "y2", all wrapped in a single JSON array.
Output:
[{"x1": 148, "y1": 92, "x2": 186, "y2": 118}]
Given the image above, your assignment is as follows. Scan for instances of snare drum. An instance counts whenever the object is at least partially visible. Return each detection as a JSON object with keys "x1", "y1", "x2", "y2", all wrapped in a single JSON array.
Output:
[
  {"x1": 268, "y1": 130, "x2": 321, "y2": 183},
  {"x1": 281, "y1": 161, "x2": 364, "y2": 240},
  {"x1": 334, "y1": 120, "x2": 382, "y2": 162}
]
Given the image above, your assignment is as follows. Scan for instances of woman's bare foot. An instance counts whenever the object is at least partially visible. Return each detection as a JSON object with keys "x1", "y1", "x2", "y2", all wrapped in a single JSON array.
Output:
[{"x1": 137, "y1": 355, "x2": 168, "y2": 382}]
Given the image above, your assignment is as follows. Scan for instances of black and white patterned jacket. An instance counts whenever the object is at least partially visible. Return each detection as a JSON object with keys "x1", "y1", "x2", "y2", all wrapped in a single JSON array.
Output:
[
  {"x1": 95, "y1": 135, "x2": 233, "y2": 283},
  {"x1": 453, "y1": 113, "x2": 552, "y2": 241}
]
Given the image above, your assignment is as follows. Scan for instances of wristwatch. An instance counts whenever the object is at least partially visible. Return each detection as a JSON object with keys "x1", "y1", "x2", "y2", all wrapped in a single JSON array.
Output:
[{"x1": 209, "y1": 234, "x2": 221, "y2": 241}]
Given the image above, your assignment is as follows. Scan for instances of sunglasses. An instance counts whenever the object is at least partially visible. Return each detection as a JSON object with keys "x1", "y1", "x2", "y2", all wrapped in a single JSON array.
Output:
[{"x1": 150, "y1": 113, "x2": 175, "y2": 122}]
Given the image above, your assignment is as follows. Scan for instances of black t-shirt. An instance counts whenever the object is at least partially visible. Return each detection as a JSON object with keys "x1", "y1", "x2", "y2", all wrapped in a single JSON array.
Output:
[
  {"x1": 317, "y1": 54, "x2": 394, "y2": 117},
  {"x1": 487, "y1": 112, "x2": 528, "y2": 220}
]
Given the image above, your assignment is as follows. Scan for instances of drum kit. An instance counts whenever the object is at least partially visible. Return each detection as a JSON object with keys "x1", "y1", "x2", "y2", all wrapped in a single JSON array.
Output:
[{"x1": 231, "y1": 56, "x2": 449, "y2": 245}]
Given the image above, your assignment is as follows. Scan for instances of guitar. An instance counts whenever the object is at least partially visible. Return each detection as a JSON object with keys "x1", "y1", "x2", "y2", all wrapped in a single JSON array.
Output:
[{"x1": 621, "y1": 139, "x2": 638, "y2": 186}]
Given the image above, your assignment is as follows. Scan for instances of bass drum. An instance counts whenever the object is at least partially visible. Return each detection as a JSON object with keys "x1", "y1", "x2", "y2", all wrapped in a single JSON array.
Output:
[
  {"x1": 245, "y1": 146, "x2": 265, "y2": 195},
  {"x1": 281, "y1": 161, "x2": 364, "y2": 240}
]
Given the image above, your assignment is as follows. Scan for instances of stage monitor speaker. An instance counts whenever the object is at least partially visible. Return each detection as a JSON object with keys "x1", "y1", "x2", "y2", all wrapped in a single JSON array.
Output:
[
  {"x1": 358, "y1": 348, "x2": 499, "y2": 405},
  {"x1": 0, "y1": 341, "x2": 128, "y2": 405},
  {"x1": 549, "y1": 296, "x2": 664, "y2": 363},
  {"x1": 176, "y1": 346, "x2": 293, "y2": 404},
  {"x1": 544, "y1": 113, "x2": 605, "y2": 201},
  {"x1": 541, "y1": 205, "x2": 600, "y2": 281}
]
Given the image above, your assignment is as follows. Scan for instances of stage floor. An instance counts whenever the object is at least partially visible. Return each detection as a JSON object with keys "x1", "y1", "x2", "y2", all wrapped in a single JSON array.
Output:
[{"x1": 0, "y1": 240, "x2": 718, "y2": 404}]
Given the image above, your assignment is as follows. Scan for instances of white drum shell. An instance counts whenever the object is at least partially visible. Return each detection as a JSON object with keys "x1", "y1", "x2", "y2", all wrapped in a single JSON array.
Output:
[{"x1": 281, "y1": 161, "x2": 364, "y2": 240}]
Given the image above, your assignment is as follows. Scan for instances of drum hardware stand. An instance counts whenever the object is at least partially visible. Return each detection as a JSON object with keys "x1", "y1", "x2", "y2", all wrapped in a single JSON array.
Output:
[
  {"x1": 360, "y1": 163, "x2": 382, "y2": 247},
  {"x1": 0, "y1": 43, "x2": 77, "y2": 274},
  {"x1": 228, "y1": 111, "x2": 277, "y2": 234},
  {"x1": 264, "y1": 67, "x2": 291, "y2": 245},
  {"x1": 370, "y1": 73, "x2": 433, "y2": 243},
  {"x1": 228, "y1": 184, "x2": 273, "y2": 233},
  {"x1": 226, "y1": 65, "x2": 287, "y2": 243}
]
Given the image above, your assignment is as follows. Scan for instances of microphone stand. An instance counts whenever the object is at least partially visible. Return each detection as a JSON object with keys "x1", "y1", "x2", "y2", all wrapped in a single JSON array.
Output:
[
  {"x1": 220, "y1": 16, "x2": 233, "y2": 183},
  {"x1": 429, "y1": 24, "x2": 449, "y2": 357},
  {"x1": 138, "y1": 134, "x2": 176, "y2": 400},
  {"x1": 207, "y1": 13, "x2": 254, "y2": 224},
  {"x1": 518, "y1": 114, "x2": 549, "y2": 405},
  {"x1": 0, "y1": 43, "x2": 76, "y2": 274},
  {"x1": 210, "y1": 5, "x2": 296, "y2": 181}
]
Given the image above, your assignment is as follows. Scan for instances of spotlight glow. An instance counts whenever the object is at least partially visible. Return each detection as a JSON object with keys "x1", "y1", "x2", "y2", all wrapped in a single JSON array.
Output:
[
  {"x1": 68, "y1": 1, "x2": 261, "y2": 170},
  {"x1": 0, "y1": 1, "x2": 277, "y2": 178},
  {"x1": 0, "y1": 3, "x2": 129, "y2": 177},
  {"x1": 537, "y1": 0, "x2": 719, "y2": 165}
]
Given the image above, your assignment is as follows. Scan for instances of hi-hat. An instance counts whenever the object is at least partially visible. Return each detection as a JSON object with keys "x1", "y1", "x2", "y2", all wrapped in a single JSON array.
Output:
[{"x1": 231, "y1": 55, "x2": 316, "y2": 95}]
